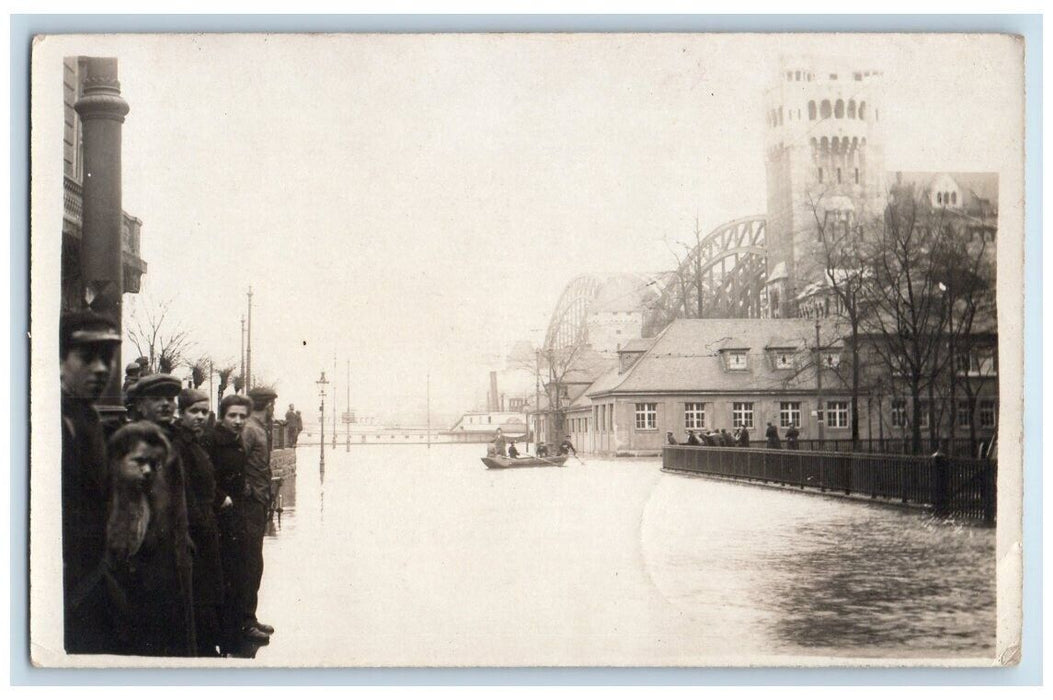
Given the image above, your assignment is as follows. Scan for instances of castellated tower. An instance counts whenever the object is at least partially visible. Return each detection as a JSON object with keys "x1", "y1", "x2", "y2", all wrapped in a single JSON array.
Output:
[{"x1": 763, "y1": 60, "x2": 887, "y2": 318}]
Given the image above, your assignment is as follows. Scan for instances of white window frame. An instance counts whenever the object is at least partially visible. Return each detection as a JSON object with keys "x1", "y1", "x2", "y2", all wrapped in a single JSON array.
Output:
[
  {"x1": 684, "y1": 402, "x2": 706, "y2": 430},
  {"x1": 772, "y1": 350, "x2": 795, "y2": 369},
  {"x1": 732, "y1": 402, "x2": 754, "y2": 429},
  {"x1": 917, "y1": 400, "x2": 929, "y2": 429},
  {"x1": 957, "y1": 401, "x2": 972, "y2": 429},
  {"x1": 779, "y1": 402, "x2": 801, "y2": 428},
  {"x1": 635, "y1": 403, "x2": 657, "y2": 431},
  {"x1": 822, "y1": 351, "x2": 841, "y2": 368},
  {"x1": 826, "y1": 401, "x2": 849, "y2": 428}
]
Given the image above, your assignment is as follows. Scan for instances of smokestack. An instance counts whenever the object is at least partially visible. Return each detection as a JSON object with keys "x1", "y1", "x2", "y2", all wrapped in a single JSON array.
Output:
[{"x1": 490, "y1": 371, "x2": 499, "y2": 412}]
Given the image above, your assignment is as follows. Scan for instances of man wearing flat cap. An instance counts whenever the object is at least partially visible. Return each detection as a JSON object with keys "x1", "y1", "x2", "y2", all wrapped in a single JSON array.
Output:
[
  {"x1": 60, "y1": 311, "x2": 121, "y2": 653},
  {"x1": 176, "y1": 388, "x2": 228, "y2": 656},
  {"x1": 127, "y1": 373, "x2": 196, "y2": 655},
  {"x1": 237, "y1": 387, "x2": 278, "y2": 642}
]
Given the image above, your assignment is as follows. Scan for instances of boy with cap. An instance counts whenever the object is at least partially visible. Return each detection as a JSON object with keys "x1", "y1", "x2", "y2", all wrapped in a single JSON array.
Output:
[
  {"x1": 60, "y1": 311, "x2": 121, "y2": 653},
  {"x1": 177, "y1": 388, "x2": 227, "y2": 656}
]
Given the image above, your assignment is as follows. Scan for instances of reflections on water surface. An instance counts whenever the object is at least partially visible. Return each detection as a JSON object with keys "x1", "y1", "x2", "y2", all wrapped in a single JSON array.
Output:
[{"x1": 259, "y1": 445, "x2": 995, "y2": 662}]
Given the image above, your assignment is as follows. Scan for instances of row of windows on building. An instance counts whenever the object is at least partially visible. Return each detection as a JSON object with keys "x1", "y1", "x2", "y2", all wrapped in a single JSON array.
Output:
[
  {"x1": 936, "y1": 190, "x2": 959, "y2": 206},
  {"x1": 625, "y1": 401, "x2": 849, "y2": 431},
  {"x1": 571, "y1": 398, "x2": 996, "y2": 437},
  {"x1": 890, "y1": 398, "x2": 998, "y2": 429},
  {"x1": 720, "y1": 348, "x2": 841, "y2": 372},
  {"x1": 767, "y1": 99, "x2": 877, "y2": 128}
]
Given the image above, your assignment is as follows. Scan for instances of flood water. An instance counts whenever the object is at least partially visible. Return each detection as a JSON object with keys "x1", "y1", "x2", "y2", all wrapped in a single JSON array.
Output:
[{"x1": 254, "y1": 443, "x2": 995, "y2": 666}]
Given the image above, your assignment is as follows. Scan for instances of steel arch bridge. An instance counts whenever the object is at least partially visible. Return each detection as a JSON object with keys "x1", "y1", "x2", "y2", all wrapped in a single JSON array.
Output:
[
  {"x1": 542, "y1": 274, "x2": 602, "y2": 353},
  {"x1": 541, "y1": 215, "x2": 769, "y2": 353},
  {"x1": 649, "y1": 215, "x2": 769, "y2": 331}
]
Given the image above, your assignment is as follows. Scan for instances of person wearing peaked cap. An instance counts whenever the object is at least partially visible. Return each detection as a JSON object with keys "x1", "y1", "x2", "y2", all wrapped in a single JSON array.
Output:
[
  {"x1": 60, "y1": 310, "x2": 122, "y2": 653},
  {"x1": 131, "y1": 371, "x2": 197, "y2": 655},
  {"x1": 175, "y1": 386, "x2": 226, "y2": 656},
  {"x1": 129, "y1": 374, "x2": 182, "y2": 425},
  {"x1": 237, "y1": 388, "x2": 278, "y2": 643}
]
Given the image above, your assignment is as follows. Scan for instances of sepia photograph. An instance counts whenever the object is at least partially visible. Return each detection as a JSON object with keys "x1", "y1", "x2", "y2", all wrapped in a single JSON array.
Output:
[{"x1": 28, "y1": 30, "x2": 1025, "y2": 669}]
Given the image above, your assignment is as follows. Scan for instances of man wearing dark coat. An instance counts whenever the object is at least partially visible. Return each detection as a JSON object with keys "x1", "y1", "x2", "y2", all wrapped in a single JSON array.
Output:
[
  {"x1": 765, "y1": 422, "x2": 782, "y2": 449},
  {"x1": 60, "y1": 311, "x2": 122, "y2": 653},
  {"x1": 239, "y1": 387, "x2": 278, "y2": 643},
  {"x1": 736, "y1": 426, "x2": 751, "y2": 448},
  {"x1": 685, "y1": 430, "x2": 702, "y2": 446},
  {"x1": 785, "y1": 425, "x2": 800, "y2": 450},
  {"x1": 176, "y1": 388, "x2": 228, "y2": 656},
  {"x1": 125, "y1": 373, "x2": 196, "y2": 656},
  {"x1": 205, "y1": 393, "x2": 255, "y2": 654},
  {"x1": 284, "y1": 404, "x2": 298, "y2": 447}
]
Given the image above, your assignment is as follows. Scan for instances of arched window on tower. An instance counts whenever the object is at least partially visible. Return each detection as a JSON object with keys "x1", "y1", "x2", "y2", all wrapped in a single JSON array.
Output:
[
  {"x1": 820, "y1": 136, "x2": 829, "y2": 153},
  {"x1": 858, "y1": 101, "x2": 867, "y2": 120},
  {"x1": 848, "y1": 99, "x2": 857, "y2": 119},
  {"x1": 937, "y1": 192, "x2": 943, "y2": 205},
  {"x1": 820, "y1": 100, "x2": 831, "y2": 119},
  {"x1": 951, "y1": 191, "x2": 957, "y2": 205},
  {"x1": 837, "y1": 168, "x2": 842, "y2": 184},
  {"x1": 808, "y1": 101, "x2": 817, "y2": 120},
  {"x1": 835, "y1": 99, "x2": 845, "y2": 118},
  {"x1": 854, "y1": 167, "x2": 860, "y2": 184},
  {"x1": 778, "y1": 106, "x2": 783, "y2": 125}
]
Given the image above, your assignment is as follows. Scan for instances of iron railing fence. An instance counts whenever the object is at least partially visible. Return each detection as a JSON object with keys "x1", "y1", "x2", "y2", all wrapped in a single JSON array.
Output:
[{"x1": 663, "y1": 445, "x2": 995, "y2": 523}]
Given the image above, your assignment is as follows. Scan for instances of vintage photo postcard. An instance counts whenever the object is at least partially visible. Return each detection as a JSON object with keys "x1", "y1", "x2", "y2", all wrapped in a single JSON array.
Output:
[{"x1": 29, "y1": 32, "x2": 1025, "y2": 668}]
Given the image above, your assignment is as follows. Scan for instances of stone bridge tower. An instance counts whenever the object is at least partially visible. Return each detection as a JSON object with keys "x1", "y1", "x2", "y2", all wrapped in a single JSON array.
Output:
[{"x1": 762, "y1": 59, "x2": 887, "y2": 318}]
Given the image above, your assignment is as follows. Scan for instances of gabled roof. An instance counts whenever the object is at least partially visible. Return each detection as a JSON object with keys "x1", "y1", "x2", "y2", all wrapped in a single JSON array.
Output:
[{"x1": 586, "y1": 317, "x2": 849, "y2": 396}]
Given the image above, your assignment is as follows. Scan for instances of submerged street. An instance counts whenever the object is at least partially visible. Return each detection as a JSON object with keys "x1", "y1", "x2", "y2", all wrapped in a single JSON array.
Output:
[{"x1": 252, "y1": 444, "x2": 995, "y2": 666}]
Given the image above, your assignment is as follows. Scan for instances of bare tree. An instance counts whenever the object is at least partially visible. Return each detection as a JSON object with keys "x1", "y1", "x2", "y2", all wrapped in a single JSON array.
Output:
[
  {"x1": 126, "y1": 295, "x2": 194, "y2": 375},
  {"x1": 807, "y1": 192, "x2": 875, "y2": 448},
  {"x1": 860, "y1": 188, "x2": 954, "y2": 454}
]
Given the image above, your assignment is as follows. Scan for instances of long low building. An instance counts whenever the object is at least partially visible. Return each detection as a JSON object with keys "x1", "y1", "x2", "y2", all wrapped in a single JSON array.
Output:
[{"x1": 564, "y1": 317, "x2": 997, "y2": 457}]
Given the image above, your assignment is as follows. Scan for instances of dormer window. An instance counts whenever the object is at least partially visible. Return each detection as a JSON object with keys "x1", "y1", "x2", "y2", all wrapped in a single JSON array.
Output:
[
  {"x1": 725, "y1": 350, "x2": 749, "y2": 371},
  {"x1": 771, "y1": 350, "x2": 796, "y2": 369},
  {"x1": 822, "y1": 351, "x2": 841, "y2": 368}
]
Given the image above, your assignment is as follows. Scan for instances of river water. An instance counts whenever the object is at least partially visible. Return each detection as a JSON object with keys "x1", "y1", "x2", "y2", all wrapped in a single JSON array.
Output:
[{"x1": 254, "y1": 443, "x2": 995, "y2": 666}]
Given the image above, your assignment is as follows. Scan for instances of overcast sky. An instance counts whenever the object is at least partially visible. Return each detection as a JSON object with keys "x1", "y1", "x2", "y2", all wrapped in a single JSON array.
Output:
[{"x1": 36, "y1": 33, "x2": 1022, "y2": 426}]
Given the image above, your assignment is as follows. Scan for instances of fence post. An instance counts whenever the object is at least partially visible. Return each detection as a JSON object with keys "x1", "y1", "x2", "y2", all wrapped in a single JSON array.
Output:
[
  {"x1": 931, "y1": 451, "x2": 949, "y2": 518},
  {"x1": 983, "y1": 459, "x2": 996, "y2": 524}
]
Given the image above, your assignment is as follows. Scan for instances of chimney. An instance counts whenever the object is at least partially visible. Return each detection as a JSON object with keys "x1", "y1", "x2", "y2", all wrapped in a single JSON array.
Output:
[{"x1": 490, "y1": 371, "x2": 499, "y2": 412}]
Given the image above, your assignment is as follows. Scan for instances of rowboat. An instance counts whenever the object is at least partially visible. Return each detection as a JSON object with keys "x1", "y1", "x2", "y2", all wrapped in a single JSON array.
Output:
[{"x1": 481, "y1": 454, "x2": 568, "y2": 469}]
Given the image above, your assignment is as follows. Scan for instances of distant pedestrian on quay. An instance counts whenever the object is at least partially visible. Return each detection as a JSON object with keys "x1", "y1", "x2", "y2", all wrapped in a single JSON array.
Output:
[
  {"x1": 785, "y1": 425, "x2": 800, "y2": 450},
  {"x1": 59, "y1": 311, "x2": 122, "y2": 654},
  {"x1": 294, "y1": 410, "x2": 303, "y2": 444},
  {"x1": 507, "y1": 441, "x2": 519, "y2": 458},
  {"x1": 736, "y1": 426, "x2": 750, "y2": 448},
  {"x1": 285, "y1": 404, "x2": 298, "y2": 446},
  {"x1": 536, "y1": 443, "x2": 549, "y2": 458},
  {"x1": 765, "y1": 422, "x2": 781, "y2": 449}
]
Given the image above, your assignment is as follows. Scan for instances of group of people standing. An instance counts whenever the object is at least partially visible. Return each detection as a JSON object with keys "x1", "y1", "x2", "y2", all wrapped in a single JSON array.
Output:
[
  {"x1": 670, "y1": 422, "x2": 800, "y2": 449},
  {"x1": 60, "y1": 310, "x2": 278, "y2": 657}
]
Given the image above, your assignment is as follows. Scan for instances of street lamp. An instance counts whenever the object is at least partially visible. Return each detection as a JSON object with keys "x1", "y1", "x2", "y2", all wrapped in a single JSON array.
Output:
[{"x1": 316, "y1": 371, "x2": 329, "y2": 467}]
